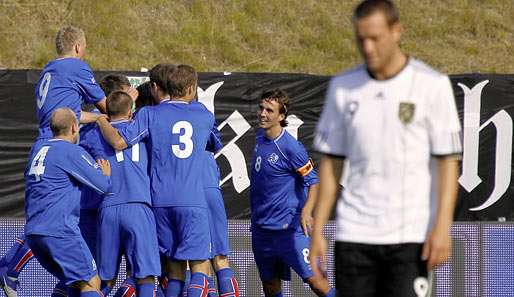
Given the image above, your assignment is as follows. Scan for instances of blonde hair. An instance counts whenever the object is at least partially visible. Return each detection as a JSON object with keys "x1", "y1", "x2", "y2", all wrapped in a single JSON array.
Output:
[{"x1": 55, "y1": 26, "x2": 85, "y2": 55}]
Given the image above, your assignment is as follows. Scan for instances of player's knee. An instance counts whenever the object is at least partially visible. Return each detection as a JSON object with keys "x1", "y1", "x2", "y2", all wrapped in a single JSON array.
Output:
[
  {"x1": 212, "y1": 255, "x2": 229, "y2": 271},
  {"x1": 167, "y1": 260, "x2": 187, "y2": 280},
  {"x1": 306, "y1": 275, "x2": 331, "y2": 296},
  {"x1": 262, "y1": 279, "x2": 281, "y2": 296},
  {"x1": 70, "y1": 274, "x2": 101, "y2": 291},
  {"x1": 136, "y1": 276, "x2": 156, "y2": 284},
  {"x1": 190, "y1": 259, "x2": 211, "y2": 274}
]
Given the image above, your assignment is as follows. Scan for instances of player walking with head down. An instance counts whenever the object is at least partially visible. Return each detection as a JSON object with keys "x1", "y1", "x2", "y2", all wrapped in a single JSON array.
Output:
[
  {"x1": 250, "y1": 89, "x2": 335, "y2": 297},
  {"x1": 96, "y1": 63, "x2": 217, "y2": 297},
  {"x1": 310, "y1": 1, "x2": 462, "y2": 296}
]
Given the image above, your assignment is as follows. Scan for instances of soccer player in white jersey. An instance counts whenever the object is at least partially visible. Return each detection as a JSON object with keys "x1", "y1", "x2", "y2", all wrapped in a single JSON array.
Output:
[{"x1": 310, "y1": 1, "x2": 462, "y2": 296}]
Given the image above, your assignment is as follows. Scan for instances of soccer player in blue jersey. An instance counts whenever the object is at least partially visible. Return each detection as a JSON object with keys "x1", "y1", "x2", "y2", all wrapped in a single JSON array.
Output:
[
  {"x1": 96, "y1": 64, "x2": 216, "y2": 297},
  {"x1": 24, "y1": 108, "x2": 112, "y2": 297},
  {"x1": 199, "y1": 105, "x2": 240, "y2": 297},
  {"x1": 0, "y1": 26, "x2": 107, "y2": 297},
  {"x1": 250, "y1": 89, "x2": 335, "y2": 297},
  {"x1": 81, "y1": 91, "x2": 161, "y2": 297}
]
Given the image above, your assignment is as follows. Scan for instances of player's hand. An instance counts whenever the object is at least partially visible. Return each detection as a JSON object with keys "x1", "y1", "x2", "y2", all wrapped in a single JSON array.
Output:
[
  {"x1": 301, "y1": 208, "x2": 314, "y2": 236},
  {"x1": 127, "y1": 87, "x2": 139, "y2": 102},
  {"x1": 97, "y1": 159, "x2": 111, "y2": 177},
  {"x1": 95, "y1": 114, "x2": 109, "y2": 123},
  {"x1": 421, "y1": 223, "x2": 452, "y2": 270},
  {"x1": 310, "y1": 234, "x2": 328, "y2": 278}
]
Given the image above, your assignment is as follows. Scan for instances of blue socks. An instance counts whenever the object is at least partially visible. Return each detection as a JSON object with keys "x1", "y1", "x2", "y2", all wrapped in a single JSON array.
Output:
[
  {"x1": 165, "y1": 278, "x2": 185, "y2": 297},
  {"x1": 3, "y1": 237, "x2": 33, "y2": 278},
  {"x1": 208, "y1": 276, "x2": 217, "y2": 296},
  {"x1": 114, "y1": 277, "x2": 136, "y2": 297},
  {"x1": 137, "y1": 283, "x2": 156, "y2": 297},
  {"x1": 187, "y1": 272, "x2": 209, "y2": 297},
  {"x1": 216, "y1": 268, "x2": 239, "y2": 297}
]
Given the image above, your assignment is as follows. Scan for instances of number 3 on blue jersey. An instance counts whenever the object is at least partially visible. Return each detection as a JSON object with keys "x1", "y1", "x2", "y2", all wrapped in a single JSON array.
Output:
[
  {"x1": 28, "y1": 146, "x2": 50, "y2": 181},
  {"x1": 172, "y1": 121, "x2": 193, "y2": 158}
]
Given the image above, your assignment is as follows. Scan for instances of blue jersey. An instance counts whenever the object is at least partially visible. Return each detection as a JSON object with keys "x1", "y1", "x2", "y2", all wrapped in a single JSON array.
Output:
[
  {"x1": 204, "y1": 123, "x2": 223, "y2": 189},
  {"x1": 80, "y1": 120, "x2": 152, "y2": 208},
  {"x1": 35, "y1": 58, "x2": 105, "y2": 139},
  {"x1": 119, "y1": 100, "x2": 215, "y2": 208},
  {"x1": 78, "y1": 122, "x2": 103, "y2": 210},
  {"x1": 24, "y1": 139, "x2": 111, "y2": 237},
  {"x1": 250, "y1": 129, "x2": 319, "y2": 230}
]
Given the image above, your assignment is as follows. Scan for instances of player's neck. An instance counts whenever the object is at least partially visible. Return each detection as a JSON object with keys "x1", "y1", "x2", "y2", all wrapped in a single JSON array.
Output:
[
  {"x1": 370, "y1": 51, "x2": 408, "y2": 80},
  {"x1": 57, "y1": 53, "x2": 80, "y2": 60},
  {"x1": 110, "y1": 115, "x2": 129, "y2": 122},
  {"x1": 264, "y1": 125, "x2": 283, "y2": 140},
  {"x1": 53, "y1": 135, "x2": 74, "y2": 143}
]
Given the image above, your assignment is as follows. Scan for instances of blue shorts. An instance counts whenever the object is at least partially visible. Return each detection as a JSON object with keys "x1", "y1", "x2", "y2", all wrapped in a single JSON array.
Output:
[
  {"x1": 251, "y1": 225, "x2": 314, "y2": 282},
  {"x1": 153, "y1": 206, "x2": 211, "y2": 261},
  {"x1": 78, "y1": 209, "x2": 98, "y2": 259},
  {"x1": 97, "y1": 203, "x2": 161, "y2": 280},
  {"x1": 205, "y1": 187, "x2": 230, "y2": 257},
  {"x1": 26, "y1": 234, "x2": 97, "y2": 285}
]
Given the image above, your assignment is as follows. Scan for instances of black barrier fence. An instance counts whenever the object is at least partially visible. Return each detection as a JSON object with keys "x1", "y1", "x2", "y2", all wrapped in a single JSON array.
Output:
[{"x1": 1, "y1": 70, "x2": 514, "y2": 220}]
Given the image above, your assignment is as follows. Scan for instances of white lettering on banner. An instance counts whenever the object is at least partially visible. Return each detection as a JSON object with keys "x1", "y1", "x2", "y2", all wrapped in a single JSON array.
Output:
[
  {"x1": 285, "y1": 114, "x2": 304, "y2": 140},
  {"x1": 198, "y1": 82, "x2": 224, "y2": 114},
  {"x1": 458, "y1": 80, "x2": 513, "y2": 211}
]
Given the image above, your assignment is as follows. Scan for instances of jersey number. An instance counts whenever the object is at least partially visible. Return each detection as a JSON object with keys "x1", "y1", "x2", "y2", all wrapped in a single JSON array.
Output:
[
  {"x1": 172, "y1": 121, "x2": 193, "y2": 159},
  {"x1": 254, "y1": 156, "x2": 262, "y2": 172},
  {"x1": 28, "y1": 146, "x2": 50, "y2": 181},
  {"x1": 115, "y1": 143, "x2": 140, "y2": 162},
  {"x1": 37, "y1": 73, "x2": 52, "y2": 109}
]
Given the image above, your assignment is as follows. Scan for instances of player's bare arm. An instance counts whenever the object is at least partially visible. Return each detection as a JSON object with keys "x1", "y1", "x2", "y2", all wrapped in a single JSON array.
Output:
[
  {"x1": 96, "y1": 116, "x2": 128, "y2": 150},
  {"x1": 310, "y1": 155, "x2": 343, "y2": 277},
  {"x1": 80, "y1": 110, "x2": 104, "y2": 124},
  {"x1": 95, "y1": 97, "x2": 108, "y2": 114},
  {"x1": 301, "y1": 183, "x2": 319, "y2": 237},
  {"x1": 421, "y1": 155, "x2": 459, "y2": 270}
]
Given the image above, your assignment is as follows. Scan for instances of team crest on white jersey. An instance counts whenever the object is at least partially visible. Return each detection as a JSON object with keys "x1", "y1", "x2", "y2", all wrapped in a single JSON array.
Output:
[
  {"x1": 399, "y1": 102, "x2": 415, "y2": 124},
  {"x1": 268, "y1": 153, "x2": 279, "y2": 164}
]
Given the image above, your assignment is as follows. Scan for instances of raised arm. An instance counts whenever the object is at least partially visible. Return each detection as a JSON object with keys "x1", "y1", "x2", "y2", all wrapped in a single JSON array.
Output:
[{"x1": 96, "y1": 116, "x2": 128, "y2": 151}]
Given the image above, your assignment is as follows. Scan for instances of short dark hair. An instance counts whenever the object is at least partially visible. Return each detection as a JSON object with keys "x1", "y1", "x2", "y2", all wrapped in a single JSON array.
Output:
[
  {"x1": 149, "y1": 63, "x2": 176, "y2": 95},
  {"x1": 50, "y1": 108, "x2": 76, "y2": 136},
  {"x1": 106, "y1": 91, "x2": 133, "y2": 117},
  {"x1": 353, "y1": 0, "x2": 399, "y2": 26},
  {"x1": 99, "y1": 74, "x2": 131, "y2": 96},
  {"x1": 135, "y1": 81, "x2": 155, "y2": 109},
  {"x1": 261, "y1": 89, "x2": 289, "y2": 127},
  {"x1": 167, "y1": 64, "x2": 198, "y2": 98}
]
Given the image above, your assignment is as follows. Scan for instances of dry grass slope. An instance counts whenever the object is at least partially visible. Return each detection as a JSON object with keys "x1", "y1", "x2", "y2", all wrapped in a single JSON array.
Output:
[{"x1": 0, "y1": 0, "x2": 513, "y2": 74}]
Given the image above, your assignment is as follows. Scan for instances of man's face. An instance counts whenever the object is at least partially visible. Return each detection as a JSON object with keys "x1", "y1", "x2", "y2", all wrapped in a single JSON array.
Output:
[
  {"x1": 258, "y1": 99, "x2": 284, "y2": 130},
  {"x1": 354, "y1": 11, "x2": 401, "y2": 75}
]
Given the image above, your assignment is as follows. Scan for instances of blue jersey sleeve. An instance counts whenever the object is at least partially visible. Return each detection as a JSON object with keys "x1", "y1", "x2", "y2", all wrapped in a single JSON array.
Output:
[
  {"x1": 75, "y1": 62, "x2": 105, "y2": 104},
  {"x1": 64, "y1": 146, "x2": 112, "y2": 195},
  {"x1": 287, "y1": 141, "x2": 319, "y2": 187},
  {"x1": 118, "y1": 107, "x2": 151, "y2": 146},
  {"x1": 206, "y1": 122, "x2": 223, "y2": 153},
  {"x1": 79, "y1": 125, "x2": 107, "y2": 160}
]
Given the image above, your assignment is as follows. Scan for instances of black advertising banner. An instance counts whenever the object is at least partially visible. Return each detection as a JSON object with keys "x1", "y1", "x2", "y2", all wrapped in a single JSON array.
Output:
[{"x1": 1, "y1": 70, "x2": 514, "y2": 221}]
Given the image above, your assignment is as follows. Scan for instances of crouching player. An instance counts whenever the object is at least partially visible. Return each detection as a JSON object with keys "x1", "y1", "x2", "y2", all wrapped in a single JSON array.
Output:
[
  {"x1": 80, "y1": 91, "x2": 161, "y2": 296},
  {"x1": 24, "y1": 108, "x2": 112, "y2": 297},
  {"x1": 250, "y1": 90, "x2": 335, "y2": 297}
]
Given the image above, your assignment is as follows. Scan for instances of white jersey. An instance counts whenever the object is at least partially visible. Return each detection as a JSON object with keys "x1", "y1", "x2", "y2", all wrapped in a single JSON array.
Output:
[{"x1": 314, "y1": 58, "x2": 462, "y2": 244}]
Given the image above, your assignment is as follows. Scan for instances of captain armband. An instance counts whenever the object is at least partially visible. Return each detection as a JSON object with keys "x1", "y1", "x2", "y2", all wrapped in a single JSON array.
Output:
[{"x1": 296, "y1": 159, "x2": 314, "y2": 177}]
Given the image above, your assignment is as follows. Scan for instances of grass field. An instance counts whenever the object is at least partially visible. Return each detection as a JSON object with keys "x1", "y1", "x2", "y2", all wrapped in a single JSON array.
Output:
[{"x1": 0, "y1": 0, "x2": 513, "y2": 74}]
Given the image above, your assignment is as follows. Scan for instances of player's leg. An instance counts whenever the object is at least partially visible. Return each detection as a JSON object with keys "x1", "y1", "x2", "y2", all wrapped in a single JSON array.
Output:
[
  {"x1": 51, "y1": 280, "x2": 68, "y2": 297},
  {"x1": 283, "y1": 227, "x2": 334, "y2": 297},
  {"x1": 335, "y1": 241, "x2": 378, "y2": 297},
  {"x1": 96, "y1": 206, "x2": 123, "y2": 295},
  {"x1": 167, "y1": 206, "x2": 212, "y2": 297},
  {"x1": 0, "y1": 235, "x2": 33, "y2": 296},
  {"x1": 252, "y1": 228, "x2": 288, "y2": 297},
  {"x1": 112, "y1": 277, "x2": 136, "y2": 297},
  {"x1": 154, "y1": 207, "x2": 186, "y2": 297},
  {"x1": 379, "y1": 243, "x2": 428, "y2": 297},
  {"x1": 206, "y1": 187, "x2": 239, "y2": 297},
  {"x1": 121, "y1": 203, "x2": 161, "y2": 297}
]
